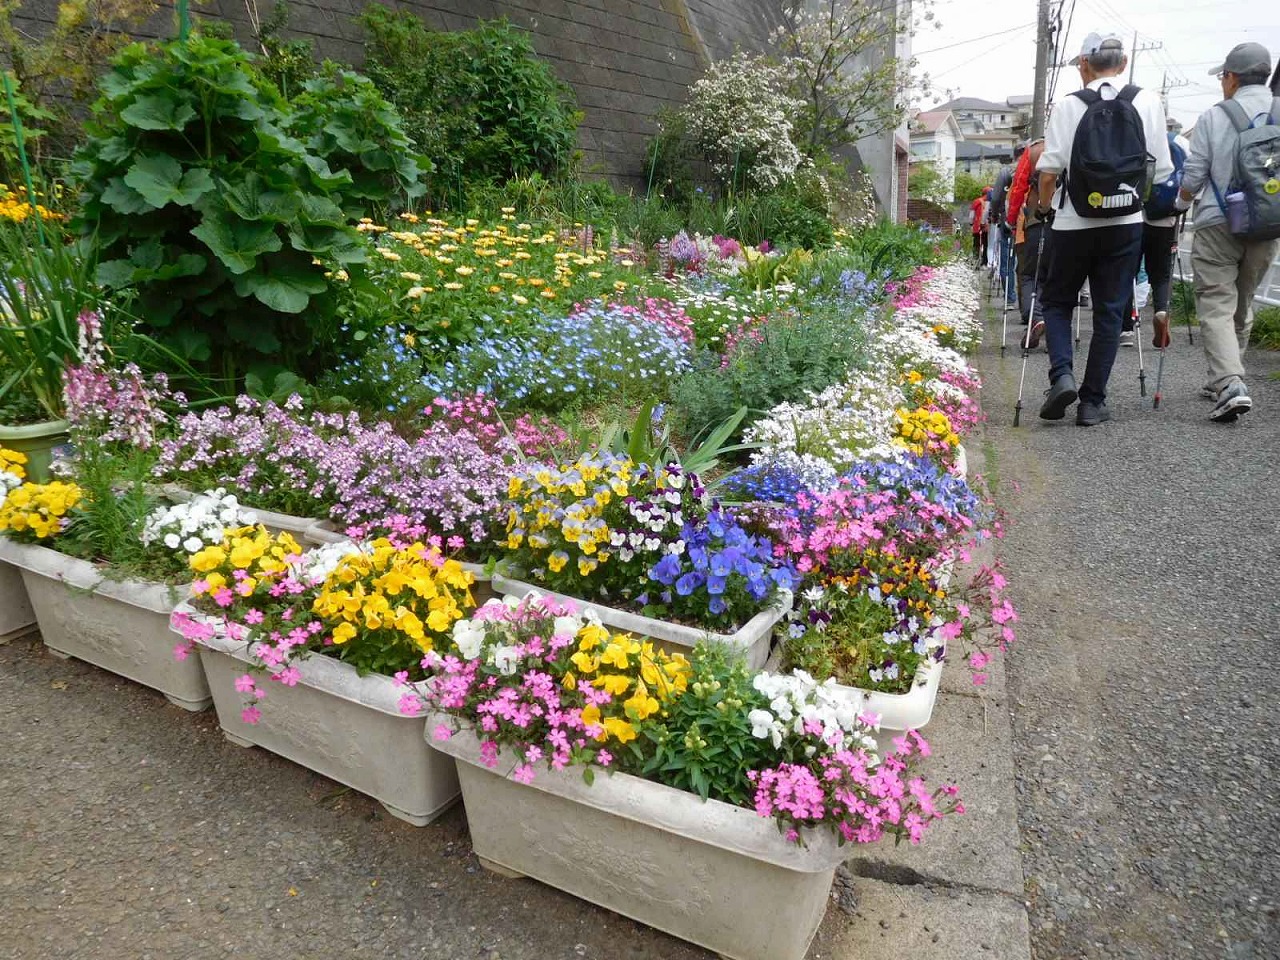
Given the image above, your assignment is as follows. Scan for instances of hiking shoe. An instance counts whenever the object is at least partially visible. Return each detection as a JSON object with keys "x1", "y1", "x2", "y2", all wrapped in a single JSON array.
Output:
[
  {"x1": 1119, "y1": 330, "x2": 1136, "y2": 348},
  {"x1": 1039, "y1": 374, "x2": 1078, "y2": 421},
  {"x1": 1076, "y1": 400, "x2": 1112, "y2": 426},
  {"x1": 1210, "y1": 381, "x2": 1252, "y2": 423},
  {"x1": 1024, "y1": 319, "x2": 1046, "y2": 350},
  {"x1": 1153, "y1": 311, "x2": 1171, "y2": 349}
]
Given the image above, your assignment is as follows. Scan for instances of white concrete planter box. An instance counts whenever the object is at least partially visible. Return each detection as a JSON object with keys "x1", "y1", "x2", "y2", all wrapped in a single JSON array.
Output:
[
  {"x1": 305, "y1": 520, "x2": 497, "y2": 605},
  {"x1": 159, "y1": 483, "x2": 318, "y2": 540},
  {"x1": 490, "y1": 573, "x2": 790, "y2": 671},
  {"x1": 0, "y1": 537, "x2": 207, "y2": 710},
  {"x1": 178, "y1": 604, "x2": 458, "y2": 825},
  {"x1": 428, "y1": 717, "x2": 846, "y2": 960},
  {"x1": 0, "y1": 556, "x2": 35, "y2": 638},
  {"x1": 765, "y1": 646, "x2": 944, "y2": 751}
]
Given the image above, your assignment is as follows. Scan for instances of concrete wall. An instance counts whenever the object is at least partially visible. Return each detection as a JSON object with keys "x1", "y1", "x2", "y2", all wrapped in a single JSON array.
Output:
[{"x1": 8, "y1": 0, "x2": 789, "y2": 187}]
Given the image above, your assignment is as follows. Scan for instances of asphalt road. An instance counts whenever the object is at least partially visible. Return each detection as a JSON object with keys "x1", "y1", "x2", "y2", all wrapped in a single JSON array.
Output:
[{"x1": 977, "y1": 282, "x2": 1280, "y2": 959}]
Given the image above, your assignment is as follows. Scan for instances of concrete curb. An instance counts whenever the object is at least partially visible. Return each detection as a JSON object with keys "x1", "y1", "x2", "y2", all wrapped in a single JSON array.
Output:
[{"x1": 821, "y1": 291, "x2": 1032, "y2": 960}]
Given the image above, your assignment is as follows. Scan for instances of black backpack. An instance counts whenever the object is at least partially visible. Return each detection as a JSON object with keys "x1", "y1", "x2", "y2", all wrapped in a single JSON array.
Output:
[{"x1": 1062, "y1": 85, "x2": 1152, "y2": 218}]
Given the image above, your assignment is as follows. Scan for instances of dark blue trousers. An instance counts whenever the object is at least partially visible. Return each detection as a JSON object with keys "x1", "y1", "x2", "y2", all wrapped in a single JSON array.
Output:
[{"x1": 1041, "y1": 223, "x2": 1143, "y2": 405}]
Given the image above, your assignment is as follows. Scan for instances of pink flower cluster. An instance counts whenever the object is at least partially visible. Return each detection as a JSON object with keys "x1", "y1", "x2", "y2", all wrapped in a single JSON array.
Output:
[
  {"x1": 155, "y1": 396, "x2": 516, "y2": 545},
  {"x1": 419, "y1": 392, "x2": 569, "y2": 459},
  {"x1": 886, "y1": 266, "x2": 938, "y2": 311},
  {"x1": 928, "y1": 369, "x2": 985, "y2": 437},
  {"x1": 426, "y1": 596, "x2": 608, "y2": 775},
  {"x1": 63, "y1": 310, "x2": 172, "y2": 449},
  {"x1": 749, "y1": 730, "x2": 962, "y2": 845},
  {"x1": 780, "y1": 481, "x2": 977, "y2": 576}
]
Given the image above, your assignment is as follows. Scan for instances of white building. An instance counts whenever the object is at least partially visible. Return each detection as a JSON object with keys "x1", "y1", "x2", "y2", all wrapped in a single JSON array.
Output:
[{"x1": 909, "y1": 109, "x2": 963, "y2": 201}]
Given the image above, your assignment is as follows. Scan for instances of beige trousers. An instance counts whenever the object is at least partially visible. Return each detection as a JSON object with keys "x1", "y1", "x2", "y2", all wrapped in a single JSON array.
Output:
[{"x1": 1190, "y1": 223, "x2": 1279, "y2": 390}]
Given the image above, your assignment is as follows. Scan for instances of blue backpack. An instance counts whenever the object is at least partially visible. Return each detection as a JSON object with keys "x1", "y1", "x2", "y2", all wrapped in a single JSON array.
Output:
[{"x1": 1144, "y1": 132, "x2": 1186, "y2": 220}]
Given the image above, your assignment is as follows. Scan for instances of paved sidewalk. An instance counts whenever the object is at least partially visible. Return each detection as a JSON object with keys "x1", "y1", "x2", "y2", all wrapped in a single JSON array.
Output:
[{"x1": 977, "y1": 281, "x2": 1280, "y2": 959}]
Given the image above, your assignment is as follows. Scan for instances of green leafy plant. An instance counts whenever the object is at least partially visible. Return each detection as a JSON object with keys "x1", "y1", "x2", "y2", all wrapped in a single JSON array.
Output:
[
  {"x1": 0, "y1": 216, "x2": 99, "y2": 421},
  {"x1": 673, "y1": 306, "x2": 869, "y2": 444},
  {"x1": 596, "y1": 401, "x2": 752, "y2": 475},
  {"x1": 285, "y1": 64, "x2": 429, "y2": 217},
  {"x1": 360, "y1": 8, "x2": 581, "y2": 198},
  {"x1": 72, "y1": 34, "x2": 370, "y2": 388},
  {"x1": 1252, "y1": 305, "x2": 1280, "y2": 349}
]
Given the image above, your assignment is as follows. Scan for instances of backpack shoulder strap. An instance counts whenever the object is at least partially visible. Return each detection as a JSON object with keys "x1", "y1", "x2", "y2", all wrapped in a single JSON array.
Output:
[
  {"x1": 1072, "y1": 88, "x2": 1102, "y2": 105},
  {"x1": 1118, "y1": 84, "x2": 1141, "y2": 103},
  {"x1": 1270, "y1": 97, "x2": 1280, "y2": 124},
  {"x1": 1218, "y1": 98, "x2": 1253, "y2": 132}
]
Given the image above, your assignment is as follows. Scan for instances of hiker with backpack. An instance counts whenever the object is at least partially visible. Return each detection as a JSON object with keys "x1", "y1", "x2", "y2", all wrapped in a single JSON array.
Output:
[
  {"x1": 1034, "y1": 32, "x2": 1173, "y2": 426},
  {"x1": 970, "y1": 188, "x2": 989, "y2": 264},
  {"x1": 1007, "y1": 139, "x2": 1050, "y2": 342},
  {"x1": 989, "y1": 149, "x2": 1022, "y2": 306},
  {"x1": 1177, "y1": 42, "x2": 1280, "y2": 423}
]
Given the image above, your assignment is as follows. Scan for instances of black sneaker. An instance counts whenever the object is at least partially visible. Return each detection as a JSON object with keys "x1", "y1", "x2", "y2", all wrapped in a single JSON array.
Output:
[
  {"x1": 1039, "y1": 374, "x2": 1078, "y2": 420},
  {"x1": 1076, "y1": 400, "x2": 1111, "y2": 426}
]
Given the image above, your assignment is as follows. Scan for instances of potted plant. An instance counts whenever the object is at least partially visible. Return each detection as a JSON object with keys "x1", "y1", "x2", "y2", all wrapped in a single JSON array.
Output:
[
  {"x1": 0, "y1": 215, "x2": 94, "y2": 480},
  {"x1": 0, "y1": 445, "x2": 35, "y2": 638},
  {"x1": 493, "y1": 454, "x2": 798, "y2": 669},
  {"x1": 171, "y1": 530, "x2": 478, "y2": 825},
  {"x1": 759, "y1": 454, "x2": 1014, "y2": 745},
  {"x1": 419, "y1": 595, "x2": 961, "y2": 960}
]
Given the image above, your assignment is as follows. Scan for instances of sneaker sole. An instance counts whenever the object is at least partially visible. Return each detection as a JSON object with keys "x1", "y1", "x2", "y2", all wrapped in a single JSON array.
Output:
[
  {"x1": 1210, "y1": 396, "x2": 1252, "y2": 423},
  {"x1": 1040, "y1": 387, "x2": 1078, "y2": 421}
]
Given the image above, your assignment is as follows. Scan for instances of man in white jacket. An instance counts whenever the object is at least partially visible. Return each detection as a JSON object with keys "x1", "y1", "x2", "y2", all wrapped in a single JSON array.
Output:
[
  {"x1": 1177, "y1": 42, "x2": 1279, "y2": 423},
  {"x1": 1035, "y1": 31, "x2": 1173, "y2": 426}
]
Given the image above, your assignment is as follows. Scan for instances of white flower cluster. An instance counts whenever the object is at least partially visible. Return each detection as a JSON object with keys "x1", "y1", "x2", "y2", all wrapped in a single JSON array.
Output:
[
  {"x1": 748, "y1": 670, "x2": 879, "y2": 754},
  {"x1": 294, "y1": 539, "x2": 365, "y2": 586},
  {"x1": 0, "y1": 466, "x2": 21, "y2": 511},
  {"x1": 744, "y1": 369, "x2": 904, "y2": 490},
  {"x1": 895, "y1": 263, "x2": 984, "y2": 348},
  {"x1": 140, "y1": 488, "x2": 255, "y2": 555},
  {"x1": 745, "y1": 265, "x2": 981, "y2": 486},
  {"x1": 681, "y1": 53, "x2": 804, "y2": 190}
]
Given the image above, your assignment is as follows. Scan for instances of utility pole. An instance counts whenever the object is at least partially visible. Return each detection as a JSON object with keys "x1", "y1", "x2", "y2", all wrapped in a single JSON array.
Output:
[
  {"x1": 1158, "y1": 70, "x2": 1191, "y2": 113},
  {"x1": 1031, "y1": 0, "x2": 1052, "y2": 138},
  {"x1": 1129, "y1": 31, "x2": 1163, "y2": 85}
]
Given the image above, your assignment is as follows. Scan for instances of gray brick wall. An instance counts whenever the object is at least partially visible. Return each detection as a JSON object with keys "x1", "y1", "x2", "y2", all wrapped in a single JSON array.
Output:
[{"x1": 9, "y1": 0, "x2": 782, "y2": 187}]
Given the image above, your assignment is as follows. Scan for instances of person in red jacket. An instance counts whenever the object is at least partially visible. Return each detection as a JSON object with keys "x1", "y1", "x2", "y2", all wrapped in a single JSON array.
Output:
[
  {"x1": 970, "y1": 188, "x2": 990, "y2": 264},
  {"x1": 1008, "y1": 140, "x2": 1049, "y2": 345}
]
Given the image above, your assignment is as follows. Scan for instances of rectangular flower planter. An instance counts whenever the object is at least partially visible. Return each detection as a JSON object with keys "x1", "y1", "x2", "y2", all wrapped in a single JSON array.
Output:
[
  {"x1": 0, "y1": 557, "x2": 36, "y2": 639},
  {"x1": 490, "y1": 574, "x2": 790, "y2": 671},
  {"x1": 0, "y1": 537, "x2": 208, "y2": 710},
  {"x1": 428, "y1": 717, "x2": 847, "y2": 960},
  {"x1": 305, "y1": 520, "x2": 497, "y2": 606},
  {"x1": 764, "y1": 647, "x2": 944, "y2": 753},
  {"x1": 178, "y1": 604, "x2": 459, "y2": 826}
]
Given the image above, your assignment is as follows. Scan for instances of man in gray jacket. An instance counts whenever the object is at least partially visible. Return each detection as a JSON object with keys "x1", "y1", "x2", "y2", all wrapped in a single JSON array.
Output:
[{"x1": 1178, "y1": 42, "x2": 1280, "y2": 422}]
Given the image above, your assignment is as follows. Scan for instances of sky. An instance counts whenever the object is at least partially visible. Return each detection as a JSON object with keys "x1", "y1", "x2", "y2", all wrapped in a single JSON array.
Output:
[{"x1": 913, "y1": 0, "x2": 1280, "y2": 129}]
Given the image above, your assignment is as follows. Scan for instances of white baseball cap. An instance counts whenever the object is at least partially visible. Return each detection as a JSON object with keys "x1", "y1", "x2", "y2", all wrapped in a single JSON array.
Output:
[{"x1": 1069, "y1": 32, "x2": 1126, "y2": 66}]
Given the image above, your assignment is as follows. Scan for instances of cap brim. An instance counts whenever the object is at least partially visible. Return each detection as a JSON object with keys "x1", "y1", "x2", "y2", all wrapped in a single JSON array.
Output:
[
  {"x1": 1069, "y1": 54, "x2": 1083, "y2": 65},
  {"x1": 1207, "y1": 63, "x2": 1225, "y2": 76}
]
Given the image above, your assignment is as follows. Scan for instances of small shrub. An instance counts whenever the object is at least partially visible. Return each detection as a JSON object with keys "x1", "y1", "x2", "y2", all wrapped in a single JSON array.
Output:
[
  {"x1": 360, "y1": 8, "x2": 581, "y2": 195},
  {"x1": 672, "y1": 306, "x2": 869, "y2": 442},
  {"x1": 1252, "y1": 305, "x2": 1280, "y2": 349}
]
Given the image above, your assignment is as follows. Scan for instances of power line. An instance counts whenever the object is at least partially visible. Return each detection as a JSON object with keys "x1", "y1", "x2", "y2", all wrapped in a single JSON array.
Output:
[
  {"x1": 931, "y1": 24, "x2": 1038, "y2": 79},
  {"x1": 914, "y1": 22, "x2": 1037, "y2": 56}
]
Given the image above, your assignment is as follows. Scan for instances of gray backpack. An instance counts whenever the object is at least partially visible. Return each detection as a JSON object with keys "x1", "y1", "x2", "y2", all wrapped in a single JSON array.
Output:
[{"x1": 1213, "y1": 96, "x2": 1280, "y2": 241}]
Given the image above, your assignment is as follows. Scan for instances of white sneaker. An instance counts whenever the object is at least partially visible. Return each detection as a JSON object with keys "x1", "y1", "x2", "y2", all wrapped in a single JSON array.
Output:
[
  {"x1": 1199, "y1": 384, "x2": 1217, "y2": 400},
  {"x1": 1210, "y1": 381, "x2": 1252, "y2": 423},
  {"x1": 1119, "y1": 330, "x2": 1136, "y2": 348}
]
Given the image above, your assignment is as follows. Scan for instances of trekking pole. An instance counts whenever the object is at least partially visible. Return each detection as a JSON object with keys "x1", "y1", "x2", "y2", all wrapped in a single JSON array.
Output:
[
  {"x1": 1000, "y1": 240, "x2": 1010, "y2": 356},
  {"x1": 1153, "y1": 339, "x2": 1167, "y2": 409},
  {"x1": 1013, "y1": 227, "x2": 1049, "y2": 427},
  {"x1": 1176, "y1": 214, "x2": 1194, "y2": 345},
  {"x1": 1073, "y1": 303, "x2": 1080, "y2": 346},
  {"x1": 1132, "y1": 281, "x2": 1147, "y2": 397}
]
